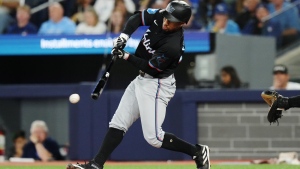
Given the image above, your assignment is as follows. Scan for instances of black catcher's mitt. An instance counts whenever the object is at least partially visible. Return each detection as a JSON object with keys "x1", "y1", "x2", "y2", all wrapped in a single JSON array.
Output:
[{"x1": 261, "y1": 90, "x2": 287, "y2": 125}]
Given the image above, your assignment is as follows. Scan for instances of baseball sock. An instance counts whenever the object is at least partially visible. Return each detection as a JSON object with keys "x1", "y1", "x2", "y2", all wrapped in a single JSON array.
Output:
[
  {"x1": 161, "y1": 132, "x2": 197, "y2": 156},
  {"x1": 288, "y1": 96, "x2": 300, "y2": 108},
  {"x1": 93, "y1": 128, "x2": 124, "y2": 166}
]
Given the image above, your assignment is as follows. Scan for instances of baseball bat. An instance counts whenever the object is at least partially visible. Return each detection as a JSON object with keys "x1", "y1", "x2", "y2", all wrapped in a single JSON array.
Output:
[{"x1": 91, "y1": 55, "x2": 117, "y2": 100}]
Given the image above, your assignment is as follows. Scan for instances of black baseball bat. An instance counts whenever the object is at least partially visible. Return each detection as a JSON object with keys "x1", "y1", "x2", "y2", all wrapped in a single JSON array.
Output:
[{"x1": 91, "y1": 55, "x2": 117, "y2": 100}]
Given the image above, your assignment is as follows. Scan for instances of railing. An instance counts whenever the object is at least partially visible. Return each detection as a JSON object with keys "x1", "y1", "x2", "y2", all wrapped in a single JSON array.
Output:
[
  {"x1": 30, "y1": 0, "x2": 66, "y2": 14},
  {"x1": 262, "y1": 0, "x2": 300, "y2": 22}
]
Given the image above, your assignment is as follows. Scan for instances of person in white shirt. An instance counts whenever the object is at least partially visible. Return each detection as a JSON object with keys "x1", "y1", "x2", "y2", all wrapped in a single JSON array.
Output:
[
  {"x1": 93, "y1": 0, "x2": 135, "y2": 23},
  {"x1": 76, "y1": 7, "x2": 106, "y2": 35},
  {"x1": 270, "y1": 64, "x2": 300, "y2": 90}
]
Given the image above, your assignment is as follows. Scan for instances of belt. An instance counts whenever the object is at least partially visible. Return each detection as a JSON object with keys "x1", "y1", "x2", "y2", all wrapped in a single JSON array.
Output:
[
  {"x1": 139, "y1": 70, "x2": 145, "y2": 77},
  {"x1": 139, "y1": 70, "x2": 154, "y2": 78},
  {"x1": 139, "y1": 70, "x2": 175, "y2": 79}
]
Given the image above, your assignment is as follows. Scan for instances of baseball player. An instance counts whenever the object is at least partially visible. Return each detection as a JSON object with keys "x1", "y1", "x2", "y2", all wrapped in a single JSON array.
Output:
[{"x1": 67, "y1": 1, "x2": 210, "y2": 169}]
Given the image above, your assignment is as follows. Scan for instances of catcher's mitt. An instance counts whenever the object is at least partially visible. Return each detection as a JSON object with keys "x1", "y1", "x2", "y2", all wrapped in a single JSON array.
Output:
[{"x1": 261, "y1": 90, "x2": 283, "y2": 125}]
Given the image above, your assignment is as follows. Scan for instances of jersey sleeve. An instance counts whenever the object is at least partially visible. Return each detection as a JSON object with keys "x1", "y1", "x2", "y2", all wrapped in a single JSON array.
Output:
[
  {"x1": 139, "y1": 8, "x2": 159, "y2": 26},
  {"x1": 148, "y1": 45, "x2": 182, "y2": 72}
]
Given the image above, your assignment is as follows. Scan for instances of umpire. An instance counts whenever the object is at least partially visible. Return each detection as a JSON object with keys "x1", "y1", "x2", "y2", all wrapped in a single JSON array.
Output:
[{"x1": 67, "y1": 1, "x2": 210, "y2": 169}]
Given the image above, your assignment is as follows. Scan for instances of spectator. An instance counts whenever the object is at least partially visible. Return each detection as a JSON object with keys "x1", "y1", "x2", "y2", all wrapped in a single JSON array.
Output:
[
  {"x1": 184, "y1": 13, "x2": 202, "y2": 30},
  {"x1": 7, "y1": 131, "x2": 27, "y2": 159},
  {"x1": 290, "y1": 0, "x2": 300, "y2": 16},
  {"x1": 25, "y1": 0, "x2": 48, "y2": 28},
  {"x1": 220, "y1": 66, "x2": 242, "y2": 88},
  {"x1": 69, "y1": 0, "x2": 95, "y2": 24},
  {"x1": 197, "y1": 0, "x2": 224, "y2": 27},
  {"x1": 0, "y1": 1, "x2": 19, "y2": 33},
  {"x1": 76, "y1": 7, "x2": 106, "y2": 34},
  {"x1": 109, "y1": 9, "x2": 126, "y2": 34},
  {"x1": 6, "y1": 5, "x2": 38, "y2": 35},
  {"x1": 38, "y1": 2, "x2": 76, "y2": 35},
  {"x1": 268, "y1": 0, "x2": 300, "y2": 47},
  {"x1": 94, "y1": 0, "x2": 135, "y2": 23},
  {"x1": 114, "y1": 0, "x2": 135, "y2": 20},
  {"x1": 183, "y1": 0, "x2": 202, "y2": 30},
  {"x1": 134, "y1": 0, "x2": 156, "y2": 10},
  {"x1": 22, "y1": 120, "x2": 63, "y2": 161},
  {"x1": 235, "y1": 0, "x2": 260, "y2": 30},
  {"x1": 151, "y1": 0, "x2": 171, "y2": 8},
  {"x1": 242, "y1": 4, "x2": 281, "y2": 45},
  {"x1": 270, "y1": 65, "x2": 300, "y2": 90},
  {"x1": 207, "y1": 3, "x2": 240, "y2": 35}
]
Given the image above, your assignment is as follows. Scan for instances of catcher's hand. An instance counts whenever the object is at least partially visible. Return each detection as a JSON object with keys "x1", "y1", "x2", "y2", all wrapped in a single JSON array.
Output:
[{"x1": 261, "y1": 90, "x2": 283, "y2": 125}]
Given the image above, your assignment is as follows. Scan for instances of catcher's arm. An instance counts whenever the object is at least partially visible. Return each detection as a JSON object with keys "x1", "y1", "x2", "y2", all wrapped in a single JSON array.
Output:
[{"x1": 261, "y1": 90, "x2": 289, "y2": 125}]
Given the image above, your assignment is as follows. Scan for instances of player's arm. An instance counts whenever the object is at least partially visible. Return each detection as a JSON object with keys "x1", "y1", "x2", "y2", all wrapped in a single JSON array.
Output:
[
  {"x1": 128, "y1": 53, "x2": 175, "y2": 76},
  {"x1": 123, "y1": 9, "x2": 157, "y2": 35},
  {"x1": 112, "y1": 46, "x2": 179, "y2": 76},
  {"x1": 114, "y1": 9, "x2": 158, "y2": 49}
]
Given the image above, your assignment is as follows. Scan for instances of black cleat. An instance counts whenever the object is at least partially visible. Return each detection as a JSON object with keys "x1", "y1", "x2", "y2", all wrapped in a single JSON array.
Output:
[
  {"x1": 193, "y1": 144, "x2": 210, "y2": 169},
  {"x1": 66, "y1": 161, "x2": 103, "y2": 169}
]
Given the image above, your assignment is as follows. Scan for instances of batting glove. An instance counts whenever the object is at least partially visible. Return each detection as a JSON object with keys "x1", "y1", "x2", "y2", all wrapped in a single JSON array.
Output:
[
  {"x1": 111, "y1": 48, "x2": 130, "y2": 60},
  {"x1": 113, "y1": 33, "x2": 129, "y2": 49}
]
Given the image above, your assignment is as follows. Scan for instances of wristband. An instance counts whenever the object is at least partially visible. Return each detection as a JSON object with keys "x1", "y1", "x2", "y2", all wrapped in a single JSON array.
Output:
[
  {"x1": 120, "y1": 33, "x2": 129, "y2": 41},
  {"x1": 124, "y1": 53, "x2": 130, "y2": 60}
]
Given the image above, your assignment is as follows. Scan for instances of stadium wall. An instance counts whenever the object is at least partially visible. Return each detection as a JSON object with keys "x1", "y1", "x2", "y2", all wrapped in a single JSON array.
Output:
[{"x1": 1, "y1": 85, "x2": 300, "y2": 161}]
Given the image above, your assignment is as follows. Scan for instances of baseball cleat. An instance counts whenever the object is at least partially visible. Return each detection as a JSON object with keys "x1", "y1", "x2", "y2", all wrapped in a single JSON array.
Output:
[
  {"x1": 193, "y1": 144, "x2": 210, "y2": 169},
  {"x1": 66, "y1": 161, "x2": 103, "y2": 169}
]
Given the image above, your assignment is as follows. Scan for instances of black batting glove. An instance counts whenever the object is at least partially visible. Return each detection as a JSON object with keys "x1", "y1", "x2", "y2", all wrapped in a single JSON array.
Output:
[
  {"x1": 113, "y1": 33, "x2": 129, "y2": 49},
  {"x1": 111, "y1": 48, "x2": 130, "y2": 60}
]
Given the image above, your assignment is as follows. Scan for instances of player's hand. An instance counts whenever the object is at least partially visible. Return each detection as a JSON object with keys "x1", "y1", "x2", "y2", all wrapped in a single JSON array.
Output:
[
  {"x1": 30, "y1": 135, "x2": 39, "y2": 144},
  {"x1": 111, "y1": 48, "x2": 130, "y2": 60},
  {"x1": 113, "y1": 33, "x2": 129, "y2": 49}
]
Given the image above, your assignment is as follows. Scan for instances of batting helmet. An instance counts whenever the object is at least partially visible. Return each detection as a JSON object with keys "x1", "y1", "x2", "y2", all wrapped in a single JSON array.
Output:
[{"x1": 160, "y1": 1, "x2": 192, "y2": 24}]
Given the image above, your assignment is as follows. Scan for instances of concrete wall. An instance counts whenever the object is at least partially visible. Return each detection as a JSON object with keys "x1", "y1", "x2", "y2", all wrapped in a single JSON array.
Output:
[
  {"x1": 21, "y1": 99, "x2": 69, "y2": 145},
  {"x1": 216, "y1": 35, "x2": 275, "y2": 89},
  {"x1": 198, "y1": 103, "x2": 300, "y2": 160},
  {"x1": 194, "y1": 34, "x2": 276, "y2": 89},
  {"x1": 0, "y1": 99, "x2": 21, "y2": 153}
]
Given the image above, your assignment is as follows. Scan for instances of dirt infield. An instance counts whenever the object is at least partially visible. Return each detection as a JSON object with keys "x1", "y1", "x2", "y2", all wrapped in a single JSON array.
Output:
[{"x1": 0, "y1": 160, "x2": 251, "y2": 166}]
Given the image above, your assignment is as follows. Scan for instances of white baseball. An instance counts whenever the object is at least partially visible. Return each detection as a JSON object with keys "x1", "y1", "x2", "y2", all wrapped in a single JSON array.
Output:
[{"x1": 69, "y1": 93, "x2": 80, "y2": 104}]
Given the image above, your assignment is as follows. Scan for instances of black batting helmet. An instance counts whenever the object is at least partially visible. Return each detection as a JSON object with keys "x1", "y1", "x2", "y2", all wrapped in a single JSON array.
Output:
[{"x1": 160, "y1": 0, "x2": 192, "y2": 24}]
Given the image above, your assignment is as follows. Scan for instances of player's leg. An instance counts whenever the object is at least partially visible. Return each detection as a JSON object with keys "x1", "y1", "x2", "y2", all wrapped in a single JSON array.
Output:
[
  {"x1": 93, "y1": 79, "x2": 140, "y2": 166},
  {"x1": 135, "y1": 77, "x2": 210, "y2": 169},
  {"x1": 67, "y1": 79, "x2": 140, "y2": 169}
]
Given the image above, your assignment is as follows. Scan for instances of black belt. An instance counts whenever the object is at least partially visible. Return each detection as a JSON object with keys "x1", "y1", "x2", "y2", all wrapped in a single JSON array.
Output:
[
  {"x1": 139, "y1": 70, "x2": 174, "y2": 79},
  {"x1": 139, "y1": 70, "x2": 146, "y2": 77}
]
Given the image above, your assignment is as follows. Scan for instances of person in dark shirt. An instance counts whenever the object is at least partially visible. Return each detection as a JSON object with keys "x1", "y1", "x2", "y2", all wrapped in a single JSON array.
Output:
[
  {"x1": 220, "y1": 66, "x2": 242, "y2": 88},
  {"x1": 22, "y1": 120, "x2": 63, "y2": 161},
  {"x1": 6, "y1": 5, "x2": 37, "y2": 35},
  {"x1": 242, "y1": 4, "x2": 281, "y2": 46},
  {"x1": 67, "y1": 1, "x2": 210, "y2": 169},
  {"x1": 7, "y1": 130, "x2": 27, "y2": 159},
  {"x1": 235, "y1": 0, "x2": 260, "y2": 30}
]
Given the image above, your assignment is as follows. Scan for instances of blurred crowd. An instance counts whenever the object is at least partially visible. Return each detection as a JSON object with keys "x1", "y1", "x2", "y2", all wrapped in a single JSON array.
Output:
[{"x1": 0, "y1": 0, "x2": 300, "y2": 46}]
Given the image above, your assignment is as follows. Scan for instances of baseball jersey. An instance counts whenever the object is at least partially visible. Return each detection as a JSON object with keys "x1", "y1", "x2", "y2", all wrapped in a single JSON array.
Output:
[{"x1": 124, "y1": 8, "x2": 185, "y2": 78}]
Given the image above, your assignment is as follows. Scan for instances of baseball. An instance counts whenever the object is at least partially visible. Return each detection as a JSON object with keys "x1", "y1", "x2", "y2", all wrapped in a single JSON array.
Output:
[{"x1": 69, "y1": 93, "x2": 80, "y2": 104}]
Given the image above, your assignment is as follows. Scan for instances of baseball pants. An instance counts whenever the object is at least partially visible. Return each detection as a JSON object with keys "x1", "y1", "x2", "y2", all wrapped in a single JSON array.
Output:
[{"x1": 109, "y1": 73, "x2": 176, "y2": 148}]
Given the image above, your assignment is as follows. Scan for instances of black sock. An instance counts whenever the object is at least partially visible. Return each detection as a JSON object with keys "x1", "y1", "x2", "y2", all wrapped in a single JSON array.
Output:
[
  {"x1": 288, "y1": 96, "x2": 300, "y2": 108},
  {"x1": 161, "y1": 132, "x2": 197, "y2": 156},
  {"x1": 93, "y1": 128, "x2": 124, "y2": 166}
]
